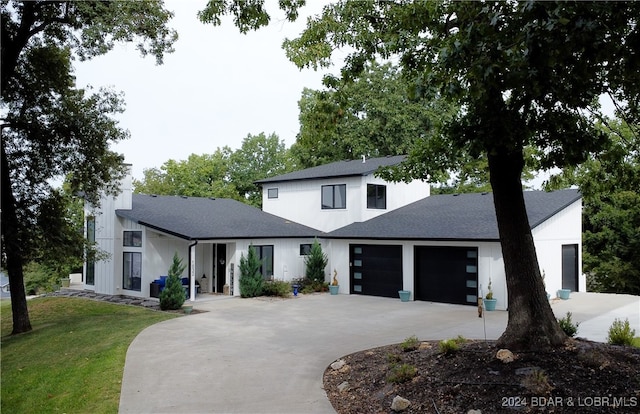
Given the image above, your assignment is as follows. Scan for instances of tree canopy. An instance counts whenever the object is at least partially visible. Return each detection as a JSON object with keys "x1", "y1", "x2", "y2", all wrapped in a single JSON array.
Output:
[
  {"x1": 1, "y1": 0, "x2": 177, "y2": 334},
  {"x1": 203, "y1": 0, "x2": 640, "y2": 350},
  {"x1": 134, "y1": 132, "x2": 294, "y2": 208}
]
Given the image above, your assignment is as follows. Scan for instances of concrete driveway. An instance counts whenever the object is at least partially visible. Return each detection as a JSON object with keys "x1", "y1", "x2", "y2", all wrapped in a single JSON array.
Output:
[{"x1": 119, "y1": 292, "x2": 639, "y2": 413}]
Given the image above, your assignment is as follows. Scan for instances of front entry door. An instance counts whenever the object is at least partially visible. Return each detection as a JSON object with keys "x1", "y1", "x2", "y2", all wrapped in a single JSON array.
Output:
[{"x1": 216, "y1": 244, "x2": 226, "y2": 293}]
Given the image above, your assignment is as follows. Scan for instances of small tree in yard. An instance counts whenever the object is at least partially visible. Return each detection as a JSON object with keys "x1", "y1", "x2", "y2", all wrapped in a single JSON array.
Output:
[
  {"x1": 160, "y1": 252, "x2": 187, "y2": 311},
  {"x1": 305, "y1": 239, "x2": 328, "y2": 284},
  {"x1": 239, "y1": 245, "x2": 263, "y2": 298}
]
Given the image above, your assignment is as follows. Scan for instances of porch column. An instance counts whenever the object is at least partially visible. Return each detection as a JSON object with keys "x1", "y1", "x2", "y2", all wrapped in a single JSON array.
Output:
[{"x1": 190, "y1": 243, "x2": 196, "y2": 302}]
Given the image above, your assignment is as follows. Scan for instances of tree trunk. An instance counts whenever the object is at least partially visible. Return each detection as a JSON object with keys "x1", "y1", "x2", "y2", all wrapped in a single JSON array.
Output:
[
  {"x1": 488, "y1": 145, "x2": 567, "y2": 350},
  {"x1": 1, "y1": 139, "x2": 32, "y2": 334}
]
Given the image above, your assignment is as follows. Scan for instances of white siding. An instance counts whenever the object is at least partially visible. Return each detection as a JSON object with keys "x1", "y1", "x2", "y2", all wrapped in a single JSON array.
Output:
[
  {"x1": 232, "y1": 238, "x2": 323, "y2": 296},
  {"x1": 532, "y1": 199, "x2": 584, "y2": 294},
  {"x1": 262, "y1": 175, "x2": 429, "y2": 232}
]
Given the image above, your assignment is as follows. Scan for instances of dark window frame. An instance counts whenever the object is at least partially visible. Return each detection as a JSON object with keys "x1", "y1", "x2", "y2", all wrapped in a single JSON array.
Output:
[
  {"x1": 267, "y1": 188, "x2": 279, "y2": 199},
  {"x1": 86, "y1": 216, "x2": 96, "y2": 285},
  {"x1": 321, "y1": 184, "x2": 346, "y2": 209},
  {"x1": 367, "y1": 184, "x2": 387, "y2": 209},
  {"x1": 123, "y1": 252, "x2": 142, "y2": 291},
  {"x1": 299, "y1": 244, "x2": 312, "y2": 256},
  {"x1": 123, "y1": 230, "x2": 142, "y2": 247},
  {"x1": 254, "y1": 245, "x2": 274, "y2": 280}
]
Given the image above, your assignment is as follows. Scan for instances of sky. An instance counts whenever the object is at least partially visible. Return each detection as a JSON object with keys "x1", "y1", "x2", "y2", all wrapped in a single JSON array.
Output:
[{"x1": 73, "y1": 0, "x2": 334, "y2": 181}]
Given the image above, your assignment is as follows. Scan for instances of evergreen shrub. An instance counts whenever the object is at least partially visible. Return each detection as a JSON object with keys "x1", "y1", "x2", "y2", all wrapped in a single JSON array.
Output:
[
  {"x1": 159, "y1": 252, "x2": 187, "y2": 310},
  {"x1": 239, "y1": 245, "x2": 264, "y2": 298}
]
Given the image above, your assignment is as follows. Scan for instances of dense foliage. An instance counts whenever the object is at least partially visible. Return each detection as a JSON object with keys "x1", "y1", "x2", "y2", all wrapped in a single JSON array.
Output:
[
  {"x1": 1, "y1": 0, "x2": 177, "y2": 334},
  {"x1": 159, "y1": 252, "x2": 187, "y2": 311},
  {"x1": 239, "y1": 245, "x2": 264, "y2": 298},
  {"x1": 304, "y1": 239, "x2": 328, "y2": 285},
  {"x1": 133, "y1": 132, "x2": 294, "y2": 208}
]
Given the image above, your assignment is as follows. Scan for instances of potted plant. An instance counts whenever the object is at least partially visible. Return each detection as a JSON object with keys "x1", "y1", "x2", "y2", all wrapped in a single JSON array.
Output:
[
  {"x1": 483, "y1": 278, "x2": 497, "y2": 311},
  {"x1": 329, "y1": 269, "x2": 339, "y2": 295}
]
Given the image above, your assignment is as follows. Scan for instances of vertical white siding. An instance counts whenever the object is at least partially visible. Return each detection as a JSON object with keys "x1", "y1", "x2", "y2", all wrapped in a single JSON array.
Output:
[
  {"x1": 532, "y1": 200, "x2": 583, "y2": 294},
  {"x1": 262, "y1": 174, "x2": 430, "y2": 232}
]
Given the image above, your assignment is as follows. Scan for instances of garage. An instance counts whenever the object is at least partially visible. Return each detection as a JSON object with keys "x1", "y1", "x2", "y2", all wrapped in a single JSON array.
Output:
[
  {"x1": 350, "y1": 244, "x2": 402, "y2": 298},
  {"x1": 414, "y1": 246, "x2": 478, "y2": 306}
]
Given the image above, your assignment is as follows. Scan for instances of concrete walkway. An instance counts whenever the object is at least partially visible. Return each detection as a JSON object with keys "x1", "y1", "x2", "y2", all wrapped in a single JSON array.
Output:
[{"x1": 119, "y1": 292, "x2": 639, "y2": 413}]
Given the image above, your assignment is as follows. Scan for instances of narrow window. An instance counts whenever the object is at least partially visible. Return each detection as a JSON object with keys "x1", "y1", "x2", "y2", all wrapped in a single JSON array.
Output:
[
  {"x1": 123, "y1": 231, "x2": 142, "y2": 247},
  {"x1": 267, "y1": 188, "x2": 278, "y2": 199},
  {"x1": 254, "y1": 245, "x2": 274, "y2": 280},
  {"x1": 123, "y1": 252, "x2": 142, "y2": 291},
  {"x1": 321, "y1": 184, "x2": 346, "y2": 209},
  {"x1": 367, "y1": 184, "x2": 386, "y2": 209},
  {"x1": 86, "y1": 216, "x2": 96, "y2": 285}
]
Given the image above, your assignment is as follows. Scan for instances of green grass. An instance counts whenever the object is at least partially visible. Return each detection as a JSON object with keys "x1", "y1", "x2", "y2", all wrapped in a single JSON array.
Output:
[
  {"x1": 1, "y1": 297, "x2": 177, "y2": 413},
  {"x1": 633, "y1": 337, "x2": 640, "y2": 348}
]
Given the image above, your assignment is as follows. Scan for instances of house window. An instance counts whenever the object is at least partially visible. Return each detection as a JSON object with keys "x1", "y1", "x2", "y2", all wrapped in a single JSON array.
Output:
[
  {"x1": 267, "y1": 188, "x2": 278, "y2": 199},
  {"x1": 253, "y1": 245, "x2": 274, "y2": 280},
  {"x1": 300, "y1": 244, "x2": 312, "y2": 256},
  {"x1": 123, "y1": 252, "x2": 142, "y2": 291},
  {"x1": 321, "y1": 184, "x2": 346, "y2": 209},
  {"x1": 123, "y1": 231, "x2": 142, "y2": 247},
  {"x1": 367, "y1": 184, "x2": 386, "y2": 209},
  {"x1": 86, "y1": 216, "x2": 95, "y2": 285}
]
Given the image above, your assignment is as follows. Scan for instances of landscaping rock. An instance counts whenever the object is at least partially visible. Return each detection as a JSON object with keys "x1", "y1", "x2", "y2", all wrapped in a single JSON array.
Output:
[
  {"x1": 337, "y1": 381, "x2": 350, "y2": 393},
  {"x1": 391, "y1": 395, "x2": 410, "y2": 411},
  {"x1": 496, "y1": 349, "x2": 515, "y2": 363},
  {"x1": 467, "y1": 410, "x2": 482, "y2": 414},
  {"x1": 331, "y1": 359, "x2": 346, "y2": 370}
]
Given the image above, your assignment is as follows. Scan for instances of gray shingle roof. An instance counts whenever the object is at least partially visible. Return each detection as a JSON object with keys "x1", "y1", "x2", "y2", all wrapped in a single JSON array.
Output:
[
  {"x1": 327, "y1": 189, "x2": 581, "y2": 241},
  {"x1": 116, "y1": 194, "x2": 323, "y2": 240},
  {"x1": 255, "y1": 155, "x2": 406, "y2": 184}
]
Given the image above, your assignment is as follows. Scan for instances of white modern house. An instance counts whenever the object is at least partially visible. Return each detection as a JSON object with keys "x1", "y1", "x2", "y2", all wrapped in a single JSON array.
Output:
[{"x1": 84, "y1": 155, "x2": 583, "y2": 309}]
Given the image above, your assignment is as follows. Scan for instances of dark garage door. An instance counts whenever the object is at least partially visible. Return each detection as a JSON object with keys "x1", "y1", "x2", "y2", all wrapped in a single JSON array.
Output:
[
  {"x1": 350, "y1": 244, "x2": 403, "y2": 298},
  {"x1": 415, "y1": 246, "x2": 478, "y2": 306}
]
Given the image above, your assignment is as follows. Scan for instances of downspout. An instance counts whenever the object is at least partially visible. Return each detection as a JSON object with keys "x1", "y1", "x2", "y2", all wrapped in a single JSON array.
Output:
[{"x1": 188, "y1": 240, "x2": 198, "y2": 302}]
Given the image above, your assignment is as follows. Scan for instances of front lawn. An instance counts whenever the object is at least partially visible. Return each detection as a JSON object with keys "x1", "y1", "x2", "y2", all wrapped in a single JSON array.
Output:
[{"x1": 1, "y1": 297, "x2": 177, "y2": 413}]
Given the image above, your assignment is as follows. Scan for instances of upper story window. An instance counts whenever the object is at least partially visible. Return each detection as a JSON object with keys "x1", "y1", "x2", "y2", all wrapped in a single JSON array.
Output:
[
  {"x1": 267, "y1": 188, "x2": 278, "y2": 199},
  {"x1": 123, "y1": 231, "x2": 142, "y2": 247},
  {"x1": 367, "y1": 184, "x2": 387, "y2": 209},
  {"x1": 322, "y1": 184, "x2": 346, "y2": 209}
]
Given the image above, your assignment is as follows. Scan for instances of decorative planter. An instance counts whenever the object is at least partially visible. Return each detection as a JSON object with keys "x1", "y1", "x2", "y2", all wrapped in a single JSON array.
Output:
[
  {"x1": 483, "y1": 298, "x2": 497, "y2": 311},
  {"x1": 547, "y1": 293, "x2": 551, "y2": 300},
  {"x1": 329, "y1": 285, "x2": 339, "y2": 295},
  {"x1": 183, "y1": 305, "x2": 193, "y2": 314},
  {"x1": 557, "y1": 289, "x2": 571, "y2": 300},
  {"x1": 61, "y1": 278, "x2": 70, "y2": 288},
  {"x1": 292, "y1": 284, "x2": 299, "y2": 296},
  {"x1": 398, "y1": 290, "x2": 411, "y2": 302}
]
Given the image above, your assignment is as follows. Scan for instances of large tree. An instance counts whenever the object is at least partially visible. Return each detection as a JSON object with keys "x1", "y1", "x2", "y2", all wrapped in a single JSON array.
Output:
[
  {"x1": 202, "y1": 0, "x2": 639, "y2": 350},
  {"x1": 228, "y1": 132, "x2": 295, "y2": 207},
  {"x1": 133, "y1": 150, "x2": 241, "y2": 200},
  {"x1": 1, "y1": 1, "x2": 177, "y2": 334},
  {"x1": 291, "y1": 61, "x2": 454, "y2": 168}
]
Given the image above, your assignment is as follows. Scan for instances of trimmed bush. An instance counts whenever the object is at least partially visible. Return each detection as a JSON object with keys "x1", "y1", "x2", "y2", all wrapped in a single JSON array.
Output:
[
  {"x1": 262, "y1": 280, "x2": 291, "y2": 297},
  {"x1": 304, "y1": 239, "x2": 328, "y2": 284},
  {"x1": 239, "y1": 245, "x2": 264, "y2": 298},
  {"x1": 159, "y1": 252, "x2": 187, "y2": 310},
  {"x1": 608, "y1": 318, "x2": 636, "y2": 346},
  {"x1": 558, "y1": 312, "x2": 580, "y2": 337}
]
